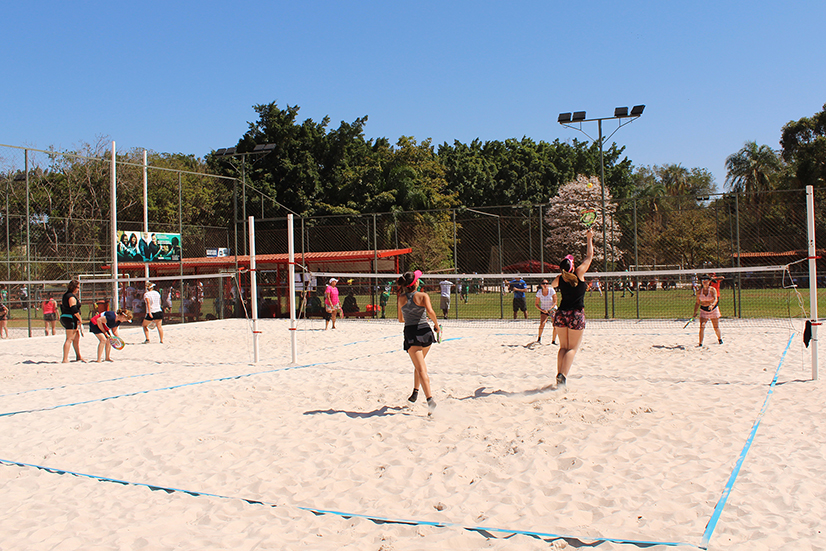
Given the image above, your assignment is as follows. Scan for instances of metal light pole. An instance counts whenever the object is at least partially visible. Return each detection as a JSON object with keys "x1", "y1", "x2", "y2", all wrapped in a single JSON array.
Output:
[{"x1": 558, "y1": 105, "x2": 645, "y2": 318}]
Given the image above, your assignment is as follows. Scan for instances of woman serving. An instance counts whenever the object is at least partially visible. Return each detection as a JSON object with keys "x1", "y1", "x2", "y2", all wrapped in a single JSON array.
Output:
[{"x1": 550, "y1": 228, "x2": 594, "y2": 390}]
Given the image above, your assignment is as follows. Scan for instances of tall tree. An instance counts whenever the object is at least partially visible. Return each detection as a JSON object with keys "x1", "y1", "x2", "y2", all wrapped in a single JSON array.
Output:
[
  {"x1": 780, "y1": 103, "x2": 826, "y2": 188},
  {"x1": 725, "y1": 141, "x2": 782, "y2": 196}
]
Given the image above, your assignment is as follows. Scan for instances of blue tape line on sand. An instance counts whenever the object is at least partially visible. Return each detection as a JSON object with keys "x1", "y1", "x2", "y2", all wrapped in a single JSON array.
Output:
[
  {"x1": 0, "y1": 361, "x2": 335, "y2": 418},
  {"x1": 0, "y1": 457, "x2": 694, "y2": 548},
  {"x1": 699, "y1": 333, "x2": 794, "y2": 549},
  {"x1": 0, "y1": 370, "x2": 169, "y2": 398}
]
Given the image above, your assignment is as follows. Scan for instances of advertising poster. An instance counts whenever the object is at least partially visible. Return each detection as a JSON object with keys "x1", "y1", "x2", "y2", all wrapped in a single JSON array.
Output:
[{"x1": 117, "y1": 231, "x2": 182, "y2": 262}]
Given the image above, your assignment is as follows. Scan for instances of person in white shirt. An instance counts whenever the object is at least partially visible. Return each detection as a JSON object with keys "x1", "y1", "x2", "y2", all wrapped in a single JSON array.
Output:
[
  {"x1": 438, "y1": 279, "x2": 454, "y2": 319},
  {"x1": 534, "y1": 278, "x2": 558, "y2": 345},
  {"x1": 142, "y1": 282, "x2": 164, "y2": 344}
]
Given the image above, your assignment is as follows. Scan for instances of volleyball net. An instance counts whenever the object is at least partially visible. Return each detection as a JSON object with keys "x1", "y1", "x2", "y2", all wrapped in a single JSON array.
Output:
[{"x1": 298, "y1": 263, "x2": 811, "y2": 329}]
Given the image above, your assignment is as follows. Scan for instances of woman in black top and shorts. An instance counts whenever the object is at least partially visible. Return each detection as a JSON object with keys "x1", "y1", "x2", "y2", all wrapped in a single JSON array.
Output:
[
  {"x1": 551, "y1": 228, "x2": 594, "y2": 389},
  {"x1": 397, "y1": 270, "x2": 441, "y2": 414},
  {"x1": 60, "y1": 279, "x2": 85, "y2": 363}
]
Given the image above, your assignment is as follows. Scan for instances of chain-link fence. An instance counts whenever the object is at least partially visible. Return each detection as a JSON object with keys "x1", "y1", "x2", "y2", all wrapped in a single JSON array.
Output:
[{"x1": 2, "y1": 140, "x2": 823, "y2": 335}]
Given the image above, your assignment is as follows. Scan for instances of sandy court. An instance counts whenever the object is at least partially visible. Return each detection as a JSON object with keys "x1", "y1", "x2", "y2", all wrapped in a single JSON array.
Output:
[{"x1": 0, "y1": 318, "x2": 823, "y2": 550}]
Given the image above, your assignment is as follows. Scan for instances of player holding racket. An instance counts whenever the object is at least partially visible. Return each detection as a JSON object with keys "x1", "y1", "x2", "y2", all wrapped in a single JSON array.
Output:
[
  {"x1": 550, "y1": 228, "x2": 594, "y2": 390},
  {"x1": 534, "y1": 279, "x2": 558, "y2": 346},
  {"x1": 90, "y1": 309, "x2": 132, "y2": 362},
  {"x1": 397, "y1": 270, "x2": 440, "y2": 415}
]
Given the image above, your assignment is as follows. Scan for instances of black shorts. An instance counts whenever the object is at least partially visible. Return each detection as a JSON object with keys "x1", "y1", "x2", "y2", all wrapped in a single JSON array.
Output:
[
  {"x1": 44, "y1": 313, "x2": 56, "y2": 321},
  {"x1": 513, "y1": 296, "x2": 527, "y2": 312},
  {"x1": 60, "y1": 314, "x2": 78, "y2": 330},
  {"x1": 145, "y1": 311, "x2": 164, "y2": 322},
  {"x1": 403, "y1": 324, "x2": 436, "y2": 351}
]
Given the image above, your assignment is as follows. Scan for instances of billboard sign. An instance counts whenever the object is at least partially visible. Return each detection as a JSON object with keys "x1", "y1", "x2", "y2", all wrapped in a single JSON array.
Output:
[
  {"x1": 206, "y1": 247, "x2": 230, "y2": 257},
  {"x1": 117, "y1": 231, "x2": 181, "y2": 262}
]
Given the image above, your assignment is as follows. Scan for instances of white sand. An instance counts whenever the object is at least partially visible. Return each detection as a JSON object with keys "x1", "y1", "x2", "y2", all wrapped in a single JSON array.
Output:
[{"x1": 0, "y1": 318, "x2": 823, "y2": 550}]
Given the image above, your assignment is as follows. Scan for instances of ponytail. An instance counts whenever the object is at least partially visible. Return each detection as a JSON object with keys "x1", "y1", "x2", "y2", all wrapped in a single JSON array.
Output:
[
  {"x1": 396, "y1": 272, "x2": 416, "y2": 295},
  {"x1": 559, "y1": 255, "x2": 580, "y2": 285},
  {"x1": 116, "y1": 308, "x2": 134, "y2": 321}
]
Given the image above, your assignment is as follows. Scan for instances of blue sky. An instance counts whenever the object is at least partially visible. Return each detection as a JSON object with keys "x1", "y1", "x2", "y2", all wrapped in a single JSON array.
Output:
[{"x1": 2, "y1": 1, "x2": 824, "y2": 191}]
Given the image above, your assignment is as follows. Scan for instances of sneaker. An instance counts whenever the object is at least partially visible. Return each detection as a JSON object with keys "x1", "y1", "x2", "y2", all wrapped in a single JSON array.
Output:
[
  {"x1": 427, "y1": 397, "x2": 437, "y2": 415},
  {"x1": 556, "y1": 373, "x2": 567, "y2": 391}
]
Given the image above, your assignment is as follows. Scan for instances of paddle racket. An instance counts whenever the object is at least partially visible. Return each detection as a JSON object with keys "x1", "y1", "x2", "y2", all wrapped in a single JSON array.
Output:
[
  {"x1": 682, "y1": 317, "x2": 695, "y2": 329},
  {"x1": 436, "y1": 324, "x2": 442, "y2": 343},
  {"x1": 108, "y1": 334, "x2": 125, "y2": 350},
  {"x1": 580, "y1": 208, "x2": 597, "y2": 228}
]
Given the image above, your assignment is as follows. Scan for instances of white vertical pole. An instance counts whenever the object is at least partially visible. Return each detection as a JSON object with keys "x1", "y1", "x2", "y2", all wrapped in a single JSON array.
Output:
[
  {"x1": 110, "y1": 141, "x2": 119, "y2": 310},
  {"x1": 143, "y1": 150, "x2": 149, "y2": 283},
  {"x1": 806, "y1": 185, "x2": 818, "y2": 380},
  {"x1": 248, "y1": 216, "x2": 260, "y2": 363},
  {"x1": 288, "y1": 214, "x2": 297, "y2": 364}
]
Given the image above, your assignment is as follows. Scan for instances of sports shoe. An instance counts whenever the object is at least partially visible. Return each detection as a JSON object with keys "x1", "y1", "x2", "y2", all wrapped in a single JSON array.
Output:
[
  {"x1": 556, "y1": 373, "x2": 567, "y2": 391},
  {"x1": 427, "y1": 397, "x2": 437, "y2": 415}
]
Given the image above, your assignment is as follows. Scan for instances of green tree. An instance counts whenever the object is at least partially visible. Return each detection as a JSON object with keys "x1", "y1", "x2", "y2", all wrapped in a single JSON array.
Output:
[
  {"x1": 780, "y1": 103, "x2": 826, "y2": 188},
  {"x1": 725, "y1": 141, "x2": 782, "y2": 196}
]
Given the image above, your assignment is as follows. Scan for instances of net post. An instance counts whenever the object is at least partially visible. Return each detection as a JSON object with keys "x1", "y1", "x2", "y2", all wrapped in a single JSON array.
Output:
[
  {"x1": 248, "y1": 216, "x2": 260, "y2": 363},
  {"x1": 110, "y1": 141, "x2": 119, "y2": 313},
  {"x1": 806, "y1": 185, "x2": 818, "y2": 380},
  {"x1": 288, "y1": 214, "x2": 297, "y2": 364}
]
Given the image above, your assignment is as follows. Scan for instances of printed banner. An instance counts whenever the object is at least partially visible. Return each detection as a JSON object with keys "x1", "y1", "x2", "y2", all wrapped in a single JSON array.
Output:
[{"x1": 117, "y1": 231, "x2": 181, "y2": 262}]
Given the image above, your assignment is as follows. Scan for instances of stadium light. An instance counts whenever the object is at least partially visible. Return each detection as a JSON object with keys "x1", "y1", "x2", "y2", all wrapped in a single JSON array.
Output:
[{"x1": 558, "y1": 104, "x2": 645, "y2": 318}]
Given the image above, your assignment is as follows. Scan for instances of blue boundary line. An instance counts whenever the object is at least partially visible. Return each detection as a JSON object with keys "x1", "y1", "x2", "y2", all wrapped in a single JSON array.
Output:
[
  {"x1": 0, "y1": 334, "x2": 472, "y2": 418},
  {"x1": 699, "y1": 333, "x2": 794, "y2": 549},
  {"x1": 0, "y1": 457, "x2": 695, "y2": 548}
]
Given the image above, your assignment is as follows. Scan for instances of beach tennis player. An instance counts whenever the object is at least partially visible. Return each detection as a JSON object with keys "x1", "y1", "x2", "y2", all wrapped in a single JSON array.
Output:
[
  {"x1": 90, "y1": 309, "x2": 132, "y2": 362},
  {"x1": 324, "y1": 278, "x2": 342, "y2": 329},
  {"x1": 693, "y1": 275, "x2": 723, "y2": 346},
  {"x1": 142, "y1": 282, "x2": 164, "y2": 344},
  {"x1": 60, "y1": 279, "x2": 85, "y2": 363},
  {"x1": 397, "y1": 270, "x2": 440, "y2": 414},
  {"x1": 550, "y1": 228, "x2": 594, "y2": 390},
  {"x1": 534, "y1": 278, "x2": 558, "y2": 345}
]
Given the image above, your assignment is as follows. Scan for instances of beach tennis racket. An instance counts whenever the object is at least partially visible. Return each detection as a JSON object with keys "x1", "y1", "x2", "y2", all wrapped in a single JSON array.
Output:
[
  {"x1": 682, "y1": 317, "x2": 695, "y2": 329},
  {"x1": 580, "y1": 208, "x2": 597, "y2": 228},
  {"x1": 108, "y1": 334, "x2": 125, "y2": 350},
  {"x1": 436, "y1": 325, "x2": 442, "y2": 343}
]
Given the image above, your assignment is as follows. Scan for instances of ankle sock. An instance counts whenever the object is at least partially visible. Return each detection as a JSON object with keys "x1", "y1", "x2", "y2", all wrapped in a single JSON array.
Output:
[{"x1": 408, "y1": 389, "x2": 419, "y2": 403}]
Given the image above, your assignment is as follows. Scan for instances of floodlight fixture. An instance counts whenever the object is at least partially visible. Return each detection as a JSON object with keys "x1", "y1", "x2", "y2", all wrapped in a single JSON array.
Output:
[
  {"x1": 214, "y1": 148, "x2": 227, "y2": 157},
  {"x1": 558, "y1": 112, "x2": 572, "y2": 123},
  {"x1": 614, "y1": 107, "x2": 629, "y2": 117},
  {"x1": 630, "y1": 105, "x2": 645, "y2": 116},
  {"x1": 225, "y1": 147, "x2": 237, "y2": 156},
  {"x1": 572, "y1": 111, "x2": 586, "y2": 122}
]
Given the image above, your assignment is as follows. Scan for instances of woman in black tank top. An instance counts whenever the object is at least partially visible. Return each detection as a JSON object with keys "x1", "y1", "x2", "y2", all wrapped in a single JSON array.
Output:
[
  {"x1": 60, "y1": 279, "x2": 85, "y2": 363},
  {"x1": 550, "y1": 229, "x2": 594, "y2": 390},
  {"x1": 396, "y1": 270, "x2": 441, "y2": 415}
]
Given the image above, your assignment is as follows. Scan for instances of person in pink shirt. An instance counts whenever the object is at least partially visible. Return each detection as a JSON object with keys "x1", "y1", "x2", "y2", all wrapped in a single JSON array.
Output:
[
  {"x1": 324, "y1": 278, "x2": 342, "y2": 330},
  {"x1": 41, "y1": 293, "x2": 58, "y2": 336}
]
